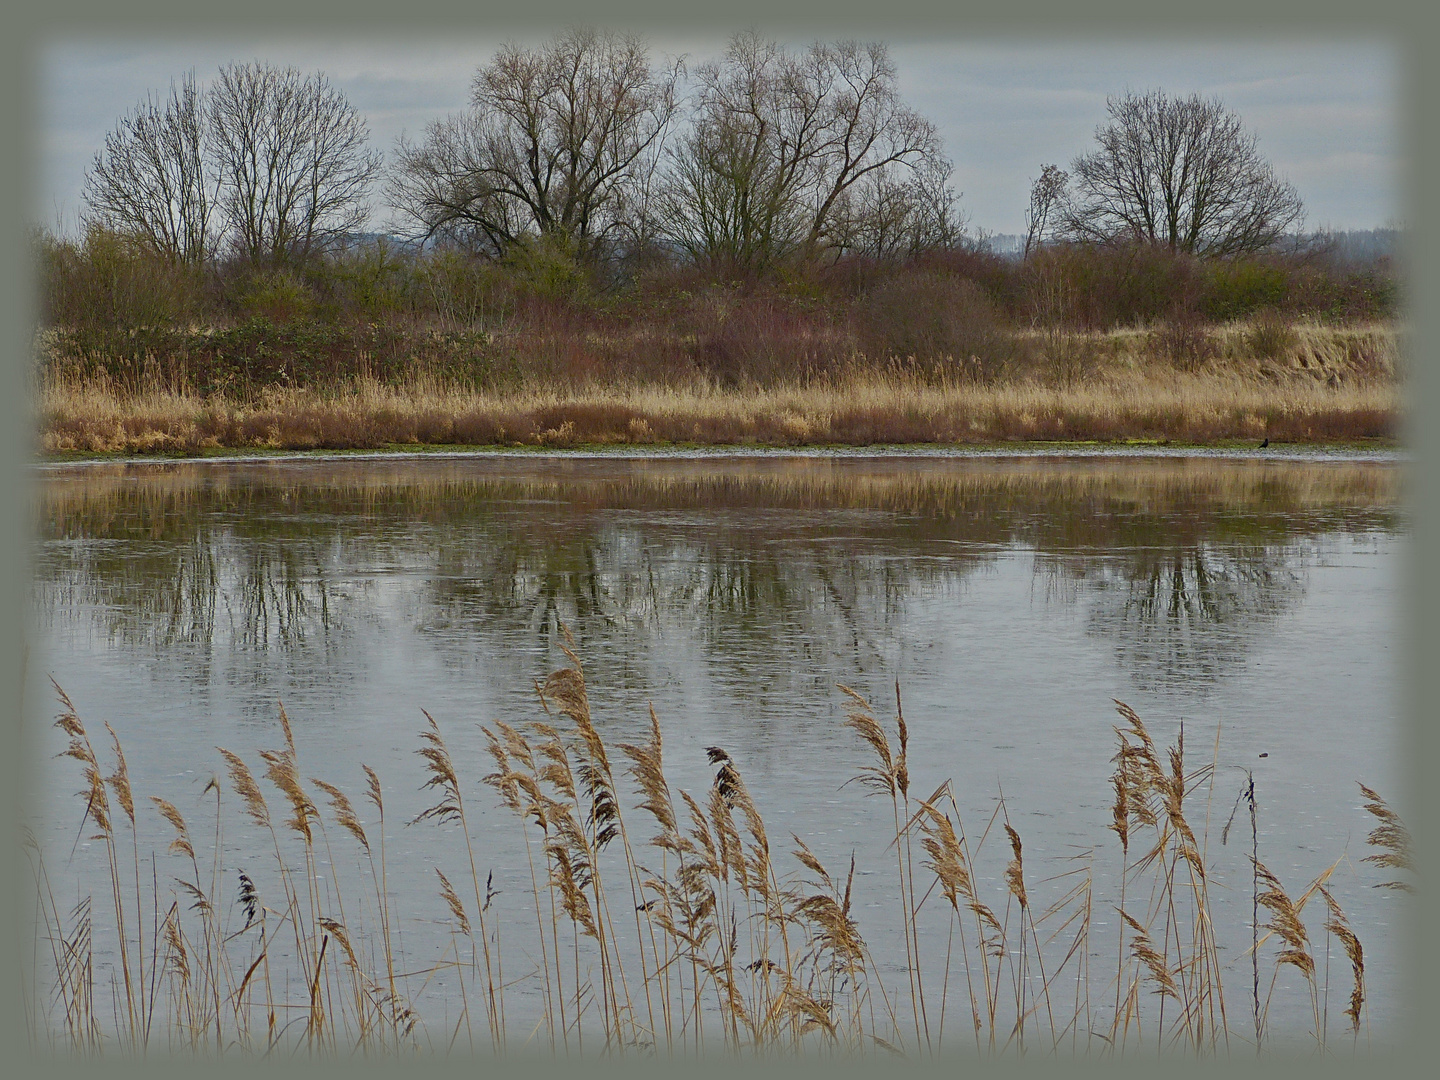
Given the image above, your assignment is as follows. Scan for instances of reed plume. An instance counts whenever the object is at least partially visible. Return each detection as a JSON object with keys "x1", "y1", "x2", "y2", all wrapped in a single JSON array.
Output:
[
  {"x1": 1254, "y1": 861, "x2": 1315, "y2": 980},
  {"x1": 31, "y1": 669, "x2": 1405, "y2": 1060},
  {"x1": 310, "y1": 778, "x2": 369, "y2": 853},
  {"x1": 412, "y1": 710, "x2": 501, "y2": 1049},
  {"x1": 1320, "y1": 887, "x2": 1365, "y2": 1037},
  {"x1": 150, "y1": 798, "x2": 194, "y2": 860},
  {"x1": 1358, "y1": 783, "x2": 1413, "y2": 891},
  {"x1": 218, "y1": 749, "x2": 270, "y2": 831},
  {"x1": 1252, "y1": 859, "x2": 1321, "y2": 1047}
]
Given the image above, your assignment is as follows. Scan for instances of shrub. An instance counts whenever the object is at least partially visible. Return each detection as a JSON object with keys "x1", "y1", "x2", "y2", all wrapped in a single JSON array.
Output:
[
  {"x1": 416, "y1": 248, "x2": 516, "y2": 330},
  {"x1": 503, "y1": 234, "x2": 592, "y2": 304},
  {"x1": 1200, "y1": 257, "x2": 1289, "y2": 322},
  {"x1": 1019, "y1": 243, "x2": 1201, "y2": 330},
  {"x1": 309, "y1": 240, "x2": 418, "y2": 323},
  {"x1": 1151, "y1": 315, "x2": 1216, "y2": 373},
  {"x1": 672, "y1": 286, "x2": 851, "y2": 387},
  {"x1": 1290, "y1": 262, "x2": 1400, "y2": 322},
  {"x1": 1024, "y1": 327, "x2": 1111, "y2": 386},
  {"x1": 856, "y1": 270, "x2": 1014, "y2": 381},
  {"x1": 36, "y1": 226, "x2": 209, "y2": 329},
  {"x1": 228, "y1": 267, "x2": 318, "y2": 324}
]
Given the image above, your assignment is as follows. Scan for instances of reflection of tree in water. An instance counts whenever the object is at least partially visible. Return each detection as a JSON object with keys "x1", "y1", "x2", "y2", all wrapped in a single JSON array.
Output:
[
  {"x1": 414, "y1": 516, "x2": 958, "y2": 698},
  {"x1": 1038, "y1": 543, "x2": 1307, "y2": 694},
  {"x1": 34, "y1": 516, "x2": 355, "y2": 691},
  {"x1": 228, "y1": 540, "x2": 343, "y2": 652},
  {"x1": 35, "y1": 457, "x2": 1396, "y2": 704},
  {"x1": 419, "y1": 531, "x2": 619, "y2": 652}
]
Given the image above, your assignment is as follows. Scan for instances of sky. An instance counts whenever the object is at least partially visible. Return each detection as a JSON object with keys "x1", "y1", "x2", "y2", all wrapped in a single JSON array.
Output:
[{"x1": 36, "y1": 34, "x2": 1402, "y2": 239}]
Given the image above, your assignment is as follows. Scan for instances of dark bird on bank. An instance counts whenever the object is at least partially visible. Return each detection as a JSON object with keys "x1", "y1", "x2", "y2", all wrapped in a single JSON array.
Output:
[{"x1": 1259, "y1": 437, "x2": 1269, "y2": 449}]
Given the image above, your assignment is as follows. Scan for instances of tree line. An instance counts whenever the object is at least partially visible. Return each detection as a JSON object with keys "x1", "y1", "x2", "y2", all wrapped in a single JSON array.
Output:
[{"x1": 75, "y1": 30, "x2": 1313, "y2": 280}]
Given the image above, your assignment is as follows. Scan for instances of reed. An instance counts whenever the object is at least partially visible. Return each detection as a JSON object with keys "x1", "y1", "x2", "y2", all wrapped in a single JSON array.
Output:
[
  {"x1": 27, "y1": 644, "x2": 1408, "y2": 1058},
  {"x1": 36, "y1": 323, "x2": 1401, "y2": 456}
]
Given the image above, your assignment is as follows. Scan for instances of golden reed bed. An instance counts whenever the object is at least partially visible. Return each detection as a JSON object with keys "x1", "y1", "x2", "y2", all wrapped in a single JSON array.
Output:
[
  {"x1": 35, "y1": 321, "x2": 1402, "y2": 455},
  {"x1": 38, "y1": 374, "x2": 1399, "y2": 456},
  {"x1": 27, "y1": 636, "x2": 1411, "y2": 1058}
]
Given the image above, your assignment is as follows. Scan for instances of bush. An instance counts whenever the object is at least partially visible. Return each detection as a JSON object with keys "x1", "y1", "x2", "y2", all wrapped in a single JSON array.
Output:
[
  {"x1": 308, "y1": 241, "x2": 418, "y2": 323},
  {"x1": 1200, "y1": 258, "x2": 1289, "y2": 322},
  {"x1": 1151, "y1": 314, "x2": 1217, "y2": 373},
  {"x1": 503, "y1": 234, "x2": 592, "y2": 304},
  {"x1": 36, "y1": 226, "x2": 210, "y2": 329},
  {"x1": 1020, "y1": 328, "x2": 1111, "y2": 387},
  {"x1": 669, "y1": 286, "x2": 850, "y2": 387},
  {"x1": 1286, "y1": 262, "x2": 1399, "y2": 322},
  {"x1": 1018, "y1": 243, "x2": 1201, "y2": 330},
  {"x1": 415, "y1": 249, "x2": 516, "y2": 330},
  {"x1": 229, "y1": 268, "x2": 318, "y2": 324},
  {"x1": 856, "y1": 270, "x2": 1014, "y2": 381}
]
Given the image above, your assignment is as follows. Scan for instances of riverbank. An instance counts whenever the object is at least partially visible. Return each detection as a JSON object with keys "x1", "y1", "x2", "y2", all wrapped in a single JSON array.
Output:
[{"x1": 39, "y1": 367, "x2": 1400, "y2": 457}]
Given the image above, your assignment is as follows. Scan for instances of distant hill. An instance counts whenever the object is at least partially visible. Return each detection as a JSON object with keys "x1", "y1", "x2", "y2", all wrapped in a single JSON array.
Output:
[
  {"x1": 327, "y1": 227, "x2": 1401, "y2": 263},
  {"x1": 1306, "y1": 228, "x2": 1400, "y2": 263},
  {"x1": 969, "y1": 227, "x2": 1399, "y2": 263}
]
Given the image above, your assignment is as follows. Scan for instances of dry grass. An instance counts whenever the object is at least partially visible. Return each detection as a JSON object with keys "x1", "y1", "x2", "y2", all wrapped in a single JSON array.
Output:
[
  {"x1": 26, "y1": 643, "x2": 1408, "y2": 1059},
  {"x1": 34, "y1": 319, "x2": 1401, "y2": 455},
  {"x1": 39, "y1": 368, "x2": 1399, "y2": 456}
]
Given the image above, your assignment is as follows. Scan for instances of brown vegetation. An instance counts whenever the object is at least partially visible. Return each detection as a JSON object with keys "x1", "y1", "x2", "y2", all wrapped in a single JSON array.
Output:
[
  {"x1": 33, "y1": 211, "x2": 1401, "y2": 456},
  {"x1": 37, "y1": 331, "x2": 1399, "y2": 455},
  {"x1": 28, "y1": 643, "x2": 1403, "y2": 1057}
]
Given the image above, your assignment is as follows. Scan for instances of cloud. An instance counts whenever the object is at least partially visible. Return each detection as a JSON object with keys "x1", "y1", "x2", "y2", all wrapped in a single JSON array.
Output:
[{"x1": 35, "y1": 33, "x2": 1401, "y2": 236}]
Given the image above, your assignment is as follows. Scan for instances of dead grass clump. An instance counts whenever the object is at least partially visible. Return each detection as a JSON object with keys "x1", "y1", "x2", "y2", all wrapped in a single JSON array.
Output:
[
  {"x1": 1151, "y1": 318, "x2": 1217, "y2": 374},
  {"x1": 530, "y1": 402, "x2": 640, "y2": 443},
  {"x1": 1245, "y1": 310, "x2": 1299, "y2": 361}
]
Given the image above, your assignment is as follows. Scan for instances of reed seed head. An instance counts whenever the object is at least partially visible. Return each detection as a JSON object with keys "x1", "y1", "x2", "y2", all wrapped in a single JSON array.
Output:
[
  {"x1": 434, "y1": 869, "x2": 470, "y2": 935},
  {"x1": 311, "y1": 777, "x2": 369, "y2": 852},
  {"x1": 149, "y1": 797, "x2": 194, "y2": 859},
  {"x1": 218, "y1": 748, "x2": 270, "y2": 830}
]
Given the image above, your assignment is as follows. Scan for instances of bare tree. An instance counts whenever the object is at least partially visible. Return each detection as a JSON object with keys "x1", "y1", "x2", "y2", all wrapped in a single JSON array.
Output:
[
  {"x1": 81, "y1": 72, "x2": 213, "y2": 262},
  {"x1": 828, "y1": 153, "x2": 964, "y2": 260},
  {"x1": 388, "y1": 29, "x2": 680, "y2": 260},
  {"x1": 653, "y1": 33, "x2": 806, "y2": 271},
  {"x1": 389, "y1": 110, "x2": 526, "y2": 258},
  {"x1": 1062, "y1": 90, "x2": 1303, "y2": 256},
  {"x1": 1023, "y1": 163, "x2": 1068, "y2": 258},
  {"x1": 656, "y1": 33, "x2": 950, "y2": 271},
  {"x1": 209, "y1": 62, "x2": 382, "y2": 265}
]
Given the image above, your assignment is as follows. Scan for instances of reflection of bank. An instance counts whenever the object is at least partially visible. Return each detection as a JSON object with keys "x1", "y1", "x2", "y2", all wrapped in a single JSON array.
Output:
[
  {"x1": 33, "y1": 527, "x2": 353, "y2": 695},
  {"x1": 32, "y1": 455, "x2": 1401, "y2": 700},
  {"x1": 1044, "y1": 545, "x2": 1307, "y2": 693}
]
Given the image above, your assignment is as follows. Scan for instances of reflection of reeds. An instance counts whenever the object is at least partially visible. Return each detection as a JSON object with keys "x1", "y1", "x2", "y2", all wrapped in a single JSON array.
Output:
[
  {"x1": 30, "y1": 656, "x2": 1407, "y2": 1058},
  {"x1": 37, "y1": 446, "x2": 1404, "y2": 525}
]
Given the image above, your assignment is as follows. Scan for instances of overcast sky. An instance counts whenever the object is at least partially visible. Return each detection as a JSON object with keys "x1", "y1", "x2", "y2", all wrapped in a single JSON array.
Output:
[{"x1": 36, "y1": 34, "x2": 1402, "y2": 238}]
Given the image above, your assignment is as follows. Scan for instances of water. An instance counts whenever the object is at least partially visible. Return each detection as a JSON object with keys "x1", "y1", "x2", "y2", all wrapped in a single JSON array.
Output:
[{"x1": 26, "y1": 452, "x2": 1410, "y2": 1054}]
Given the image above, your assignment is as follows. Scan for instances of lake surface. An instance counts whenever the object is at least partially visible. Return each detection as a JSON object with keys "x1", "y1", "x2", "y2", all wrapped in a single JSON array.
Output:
[{"x1": 26, "y1": 451, "x2": 1410, "y2": 1054}]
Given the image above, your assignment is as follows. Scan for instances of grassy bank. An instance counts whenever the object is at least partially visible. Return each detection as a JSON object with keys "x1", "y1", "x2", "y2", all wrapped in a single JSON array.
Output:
[{"x1": 36, "y1": 321, "x2": 1401, "y2": 456}]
